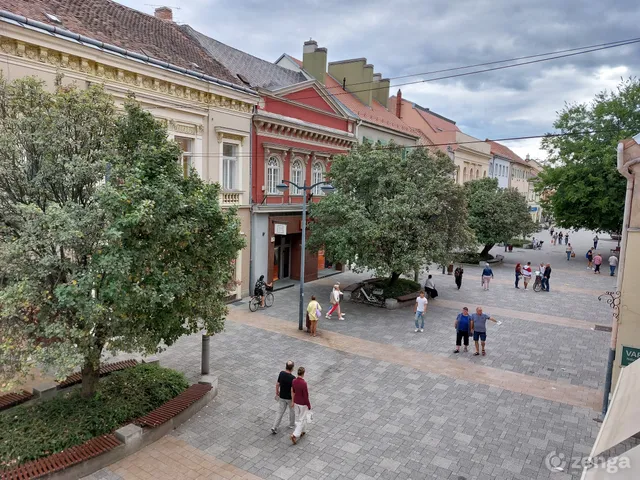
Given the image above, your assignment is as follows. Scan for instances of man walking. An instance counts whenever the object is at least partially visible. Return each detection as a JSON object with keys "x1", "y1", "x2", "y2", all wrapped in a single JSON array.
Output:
[
  {"x1": 271, "y1": 361, "x2": 295, "y2": 434},
  {"x1": 481, "y1": 263, "x2": 494, "y2": 290},
  {"x1": 470, "y1": 307, "x2": 499, "y2": 356},
  {"x1": 522, "y1": 262, "x2": 532, "y2": 289},
  {"x1": 593, "y1": 235, "x2": 599, "y2": 249},
  {"x1": 454, "y1": 307, "x2": 471, "y2": 353},
  {"x1": 593, "y1": 252, "x2": 603, "y2": 274},
  {"x1": 542, "y1": 263, "x2": 552, "y2": 292},
  {"x1": 290, "y1": 367, "x2": 311, "y2": 445},
  {"x1": 454, "y1": 266, "x2": 464, "y2": 290},
  {"x1": 414, "y1": 291, "x2": 428, "y2": 332},
  {"x1": 609, "y1": 254, "x2": 619, "y2": 276},
  {"x1": 565, "y1": 232, "x2": 570, "y2": 245}
]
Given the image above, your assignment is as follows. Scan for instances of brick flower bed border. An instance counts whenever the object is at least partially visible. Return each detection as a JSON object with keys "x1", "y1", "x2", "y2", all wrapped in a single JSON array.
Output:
[{"x1": 0, "y1": 380, "x2": 216, "y2": 480}]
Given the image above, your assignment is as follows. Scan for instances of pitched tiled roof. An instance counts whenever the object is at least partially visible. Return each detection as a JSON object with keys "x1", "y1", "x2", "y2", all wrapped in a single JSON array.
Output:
[
  {"x1": 486, "y1": 140, "x2": 526, "y2": 164},
  {"x1": 325, "y1": 75, "x2": 417, "y2": 138},
  {"x1": 0, "y1": 0, "x2": 242, "y2": 86},
  {"x1": 183, "y1": 26, "x2": 307, "y2": 90}
]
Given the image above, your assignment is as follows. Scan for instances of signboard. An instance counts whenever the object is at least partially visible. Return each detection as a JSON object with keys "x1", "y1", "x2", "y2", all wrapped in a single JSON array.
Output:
[
  {"x1": 274, "y1": 223, "x2": 287, "y2": 235},
  {"x1": 621, "y1": 346, "x2": 640, "y2": 367},
  {"x1": 529, "y1": 206, "x2": 538, "y2": 212}
]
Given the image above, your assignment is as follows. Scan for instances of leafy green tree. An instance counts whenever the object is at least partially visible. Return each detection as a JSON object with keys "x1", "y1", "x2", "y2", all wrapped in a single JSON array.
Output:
[
  {"x1": 536, "y1": 78, "x2": 640, "y2": 232},
  {"x1": 465, "y1": 178, "x2": 536, "y2": 257},
  {"x1": 307, "y1": 142, "x2": 474, "y2": 284},
  {"x1": 0, "y1": 77, "x2": 244, "y2": 396}
]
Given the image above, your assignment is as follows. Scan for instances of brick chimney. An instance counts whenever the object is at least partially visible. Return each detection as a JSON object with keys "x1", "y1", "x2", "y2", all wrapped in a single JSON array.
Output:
[
  {"x1": 154, "y1": 6, "x2": 173, "y2": 21},
  {"x1": 395, "y1": 89, "x2": 402, "y2": 118}
]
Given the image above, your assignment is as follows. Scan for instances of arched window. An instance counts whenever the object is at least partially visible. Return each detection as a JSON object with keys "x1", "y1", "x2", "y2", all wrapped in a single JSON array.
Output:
[
  {"x1": 266, "y1": 156, "x2": 281, "y2": 194},
  {"x1": 476, "y1": 168, "x2": 480, "y2": 179},
  {"x1": 290, "y1": 159, "x2": 303, "y2": 195},
  {"x1": 311, "y1": 162, "x2": 324, "y2": 194},
  {"x1": 483, "y1": 170, "x2": 487, "y2": 178},
  {"x1": 463, "y1": 167, "x2": 467, "y2": 182}
]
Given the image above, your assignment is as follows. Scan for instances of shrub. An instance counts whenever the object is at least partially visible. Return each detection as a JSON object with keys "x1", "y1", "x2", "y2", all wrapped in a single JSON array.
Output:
[
  {"x1": 0, "y1": 364, "x2": 188, "y2": 469},
  {"x1": 371, "y1": 278, "x2": 421, "y2": 299}
]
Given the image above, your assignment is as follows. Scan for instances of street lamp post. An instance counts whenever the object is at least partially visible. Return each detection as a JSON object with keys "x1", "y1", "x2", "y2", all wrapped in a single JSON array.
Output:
[{"x1": 277, "y1": 180, "x2": 335, "y2": 330}]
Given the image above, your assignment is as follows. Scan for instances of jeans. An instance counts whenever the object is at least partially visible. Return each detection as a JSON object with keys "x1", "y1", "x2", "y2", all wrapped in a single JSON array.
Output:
[
  {"x1": 515, "y1": 273, "x2": 520, "y2": 288},
  {"x1": 566, "y1": 251, "x2": 571, "y2": 260},
  {"x1": 610, "y1": 265, "x2": 616, "y2": 276},
  {"x1": 415, "y1": 311, "x2": 425, "y2": 329},
  {"x1": 273, "y1": 398, "x2": 295, "y2": 431},
  {"x1": 293, "y1": 404, "x2": 309, "y2": 439},
  {"x1": 541, "y1": 277, "x2": 549, "y2": 291}
]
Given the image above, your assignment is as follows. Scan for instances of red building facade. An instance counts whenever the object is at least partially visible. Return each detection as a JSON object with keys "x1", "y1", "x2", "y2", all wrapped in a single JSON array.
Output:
[{"x1": 251, "y1": 81, "x2": 357, "y2": 285}]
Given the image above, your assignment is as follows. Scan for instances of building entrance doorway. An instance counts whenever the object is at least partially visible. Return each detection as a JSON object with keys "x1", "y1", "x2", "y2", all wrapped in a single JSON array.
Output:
[{"x1": 272, "y1": 235, "x2": 291, "y2": 282}]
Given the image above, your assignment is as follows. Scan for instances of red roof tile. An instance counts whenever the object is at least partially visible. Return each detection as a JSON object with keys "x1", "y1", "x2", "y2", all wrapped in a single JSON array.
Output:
[
  {"x1": 0, "y1": 0, "x2": 241, "y2": 85},
  {"x1": 325, "y1": 75, "x2": 417, "y2": 137},
  {"x1": 486, "y1": 140, "x2": 526, "y2": 164}
]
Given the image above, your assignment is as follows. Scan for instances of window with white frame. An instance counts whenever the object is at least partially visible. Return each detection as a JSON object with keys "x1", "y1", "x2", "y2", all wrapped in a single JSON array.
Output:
[
  {"x1": 311, "y1": 162, "x2": 324, "y2": 194},
  {"x1": 222, "y1": 142, "x2": 238, "y2": 190},
  {"x1": 175, "y1": 136, "x2": 193, "y2": 177},
  {"x1": 266, "y1": 156, "x2": 281, "y2": 194},
  {"x1": 290, "y1": 159, "x2": 304, "y2": 195}
]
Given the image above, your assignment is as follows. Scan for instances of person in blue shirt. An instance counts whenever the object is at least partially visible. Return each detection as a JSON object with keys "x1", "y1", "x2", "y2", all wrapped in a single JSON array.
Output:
[
  {"x1": 481, "y1": 263, "x2": 494, "y2": 290},
  {"x1": 470, "y1": 307, "x2": 498, "y2": 356},
  {"x1": 454, "y1": 307, "x2": 471, "y2": 353}
]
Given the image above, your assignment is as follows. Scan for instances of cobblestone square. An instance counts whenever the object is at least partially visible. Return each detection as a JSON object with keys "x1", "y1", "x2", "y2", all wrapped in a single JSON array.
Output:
[{"x1": 85, "y1": 231, "x2": 637, "y2": 480}]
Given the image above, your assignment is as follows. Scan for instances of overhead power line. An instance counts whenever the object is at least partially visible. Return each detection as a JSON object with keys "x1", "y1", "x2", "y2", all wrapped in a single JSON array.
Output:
[{"x1": 185, "y1": 128, "x2": 620, "y2": 157}]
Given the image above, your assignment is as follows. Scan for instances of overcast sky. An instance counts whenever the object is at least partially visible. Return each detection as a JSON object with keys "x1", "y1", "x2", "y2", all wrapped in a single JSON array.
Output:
[{"x1": 118, "y1": 0, "x2": 638, "y2": 160}]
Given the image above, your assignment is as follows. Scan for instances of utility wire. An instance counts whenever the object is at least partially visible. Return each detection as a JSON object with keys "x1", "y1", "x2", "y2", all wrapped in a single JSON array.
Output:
[
  {"x1": 184, "y1": 128, "x2": 620, "y2": 157},
  {"x1": 327, "y1": 36, "x2": 640, "y2": 89}
]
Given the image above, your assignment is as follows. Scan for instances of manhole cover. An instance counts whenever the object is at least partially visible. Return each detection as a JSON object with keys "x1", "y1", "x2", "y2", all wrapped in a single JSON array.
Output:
[{"x1": 594, "y1": 324, "x2": 613, "y2": 332}]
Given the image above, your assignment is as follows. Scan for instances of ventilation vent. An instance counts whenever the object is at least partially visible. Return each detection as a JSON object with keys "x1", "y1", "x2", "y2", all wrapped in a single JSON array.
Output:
[{"x1": 44, "y1": 12, "x2": 62, "y2": 24}]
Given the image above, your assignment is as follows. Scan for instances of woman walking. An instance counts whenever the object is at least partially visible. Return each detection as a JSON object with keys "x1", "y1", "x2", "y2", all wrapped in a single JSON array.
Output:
[
  {"x1": 326, "y1": 284, "x2": 345, "y2": 320},
  {"x1": 565, "y1": 243, "x2": 574, "y2": 261},
  {"x1": 586, "y1": 248, "x2": 593, "y2": 270},
  {"x1": 515, "y1": 263, "x2": 522, "y2": 289},
  {"x1": 306, "y1": 296, "x2": 321, "y2": 337},
  {"x1": 454, "y1": 266, "x2": 464, "y2": 290},
  {"x1": 481, "y1": 263, "x2": 494, "y2": 291},
  {"x1": 290, "y1": 367, "x2": 311, "y2": 445},
  {"x1": 454, "y1": 307, "x2": 471, "y2": 353}
]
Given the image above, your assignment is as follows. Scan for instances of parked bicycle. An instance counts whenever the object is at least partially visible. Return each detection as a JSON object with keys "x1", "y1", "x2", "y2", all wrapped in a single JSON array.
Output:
[
  {"x1": 351, "y1": 283, "x2": 385, "y2": 308},
  {"x1": 249, "y1": 289, "x2": 274, "y2": 312}
]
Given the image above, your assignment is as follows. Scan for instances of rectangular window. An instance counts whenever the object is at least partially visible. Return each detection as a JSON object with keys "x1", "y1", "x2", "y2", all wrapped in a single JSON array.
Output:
[
  {"x1": 222, "y1": 143, "x2": 238, "y2": 190},
  {"x1": 175, "y1": 136, "x2": 193, "y2": 178}
]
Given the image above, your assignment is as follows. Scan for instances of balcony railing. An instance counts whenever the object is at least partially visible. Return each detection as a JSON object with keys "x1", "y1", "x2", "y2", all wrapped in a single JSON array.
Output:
[{"x1": 221, "y1": 191, "x2": 243, "y2": 206}]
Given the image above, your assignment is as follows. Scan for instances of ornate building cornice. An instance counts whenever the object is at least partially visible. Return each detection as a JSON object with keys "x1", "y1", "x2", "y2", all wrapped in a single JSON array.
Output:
[{"x1": 0, "y1": 35, "x2": 255, "y2": 114}]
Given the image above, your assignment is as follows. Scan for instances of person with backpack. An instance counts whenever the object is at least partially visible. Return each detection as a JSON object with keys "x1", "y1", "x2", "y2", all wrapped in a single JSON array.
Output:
[
  {"x1": 586, "y1": 249, "x2": 593, "y2": 270},
  {"x1": 454, "y1": 266, "x2": 464, "y2": 290},
  {"x1": 325, "y1": 284, "x2": 345, "y2": 320},
  {"x1": 454, "y1": 307, "x2": 471, "y2": 353}
]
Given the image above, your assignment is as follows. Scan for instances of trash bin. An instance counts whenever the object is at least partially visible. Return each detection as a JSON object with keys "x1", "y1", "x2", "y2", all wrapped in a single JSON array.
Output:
[{"x1": 508, "y1": 244, "x2": 513, "y2": 252}]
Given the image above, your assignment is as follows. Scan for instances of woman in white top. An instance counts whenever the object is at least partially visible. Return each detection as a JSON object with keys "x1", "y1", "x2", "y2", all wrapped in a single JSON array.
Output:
[{"x1": 325, "y1": 284, "x2": 345, "y2": 320}]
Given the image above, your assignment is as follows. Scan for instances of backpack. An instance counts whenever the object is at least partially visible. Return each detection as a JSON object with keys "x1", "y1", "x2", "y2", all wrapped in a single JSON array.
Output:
[{"x1": 329, "y1": 291, "x2": 336, "y2": 304}]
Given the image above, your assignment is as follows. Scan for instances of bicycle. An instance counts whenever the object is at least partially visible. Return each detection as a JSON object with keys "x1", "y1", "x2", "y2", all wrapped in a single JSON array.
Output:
[{"x1": 249, "y1": 291, "x2": 274, "y2": 312}]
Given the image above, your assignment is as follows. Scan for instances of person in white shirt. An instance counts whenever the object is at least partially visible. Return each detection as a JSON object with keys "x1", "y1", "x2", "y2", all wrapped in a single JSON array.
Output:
[
  {"x1": 609, "y1": 255, "x2": 619, "y2": 276},
  {"x1": 325, "y1": 284, "x2": 345, "y2": 320},
  {"x1": 522, "y1": 262, "x2": 533, "y2": 289},
  {"x1": 424, "y1": 275, "x2": 438, "y2": 299},
  {"x1": 414, "y1": 291, "x2": 428, "y2": 333}
]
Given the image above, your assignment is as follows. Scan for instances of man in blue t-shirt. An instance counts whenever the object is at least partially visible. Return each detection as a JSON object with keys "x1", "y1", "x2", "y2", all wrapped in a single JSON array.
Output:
[
  {"x1": 454, "y1": 307, "x2": 471, "y2": 353},
  {"x1": 470, "y1": 307, "x2": 498, "y2": 356}
]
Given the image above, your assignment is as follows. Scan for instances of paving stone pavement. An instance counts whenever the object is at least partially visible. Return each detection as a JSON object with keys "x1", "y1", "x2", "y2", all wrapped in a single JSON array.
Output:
[{"x1": 84, "y1": 230, "x2": 637, "y2": 480}]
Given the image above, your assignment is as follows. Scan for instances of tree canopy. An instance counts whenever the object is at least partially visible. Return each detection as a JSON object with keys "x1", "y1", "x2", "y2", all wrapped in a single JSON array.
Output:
[
  {"x1": 307, "y1": 142, "x2": 474, "y2": 283},
  {"x1": 0, "y1": 77, "x2": 244, "y2": 396},
  {"x1": 465, "y1": 177, "x2": 536, "y2": 256},
  {"x1": 536, "y1": 78, "x2": 640, "y2": 233}
]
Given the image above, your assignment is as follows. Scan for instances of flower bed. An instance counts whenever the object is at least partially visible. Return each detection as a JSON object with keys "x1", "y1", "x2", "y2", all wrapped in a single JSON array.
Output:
[{"x1": 0, "y1": 364, "x2": 188, "y2": 472}]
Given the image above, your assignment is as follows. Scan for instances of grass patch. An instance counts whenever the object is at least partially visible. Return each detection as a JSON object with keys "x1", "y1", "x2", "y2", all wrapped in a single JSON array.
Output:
[
  {"x1": 0, "y1": 363, "x2": 188, "y2": 470},
  {"x1": 371, "y1": 278, "x2": 421, "y2": 298}
]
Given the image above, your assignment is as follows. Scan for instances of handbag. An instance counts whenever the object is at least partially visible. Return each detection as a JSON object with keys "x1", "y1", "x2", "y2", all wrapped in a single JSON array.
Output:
[
  {"x1": 306, "y1": 410, "x2": 313, "y2": 424},
  {"x1": 571, "y1": 252, "x2": 576, "y2": 258}
]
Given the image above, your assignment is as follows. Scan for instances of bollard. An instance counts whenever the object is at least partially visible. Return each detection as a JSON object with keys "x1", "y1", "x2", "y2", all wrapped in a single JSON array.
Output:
[{"x1": 201, "y1": 334, "x2": 210, "y2": 375}]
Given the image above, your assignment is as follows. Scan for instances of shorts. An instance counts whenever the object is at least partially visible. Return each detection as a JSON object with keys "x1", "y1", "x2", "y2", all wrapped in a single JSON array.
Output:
[{"x1": 473, "y1": 331, "x2": 487, "y2": 341}]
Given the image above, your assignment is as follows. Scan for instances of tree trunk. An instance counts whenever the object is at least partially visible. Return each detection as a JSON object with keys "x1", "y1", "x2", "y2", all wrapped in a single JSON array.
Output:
[
  {"x1": 413, "y1": 269, "x2": 419, "y2": 283},
  {"x1": 81, "y1": 353, "x2": 101, "y2": 398},
  {"x1": 480, "y1": 244, "x2": 495, "y2": 258},
  {"x1": 389, "y1": 272, "x2": 401, "y2": 286}
]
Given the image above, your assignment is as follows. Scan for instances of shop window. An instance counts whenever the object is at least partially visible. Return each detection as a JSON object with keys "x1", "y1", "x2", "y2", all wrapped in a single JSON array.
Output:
[
  {"x1": 222, "y1": 142, "x2": 238, "y2": 190},
  {"x1": 175, "y1": 136, "x2": 193, "y2": 177},
  {"x1": 266, "y1": 156, "x2": 281, "y2": 194}
]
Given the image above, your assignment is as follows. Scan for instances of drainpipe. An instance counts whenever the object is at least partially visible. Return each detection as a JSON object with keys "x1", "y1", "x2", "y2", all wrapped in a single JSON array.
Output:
[
  {"x1": 601, "y1": 142, "x2": 640, "y2": 416},
  {"x1": 248, "y1": 107, "x2": 255, "y2": 290}
]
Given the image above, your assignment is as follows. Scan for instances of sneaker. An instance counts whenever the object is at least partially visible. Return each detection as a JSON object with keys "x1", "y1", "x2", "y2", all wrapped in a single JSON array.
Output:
[
  {"x1": 288, "y1": 425, "x2": 295, "y2": 429},
  {"x1": 338, "y1": 316, "x2": 345, "y2": 321},
  {"x1": 290, "y1": 434, "x2": 297, "y2": 445},
  {"x1": 463, "y1": 347, "x2": 468, "y2": 352},
  {"x1": 325, "y1": 315, "x2": 331, "y2": 319},
  {"x1": 420, "y1": 328, "x2": 424, "y2": 332},
  {"x1": 271, "y1": 428, "x2": 277, "y2": 434},
  {"x1": 453, "y1": 349, "x2": 459, "y2": 353},
  {"x1": 415, "y1": 328, "x2": 419, "y2": 333}
]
